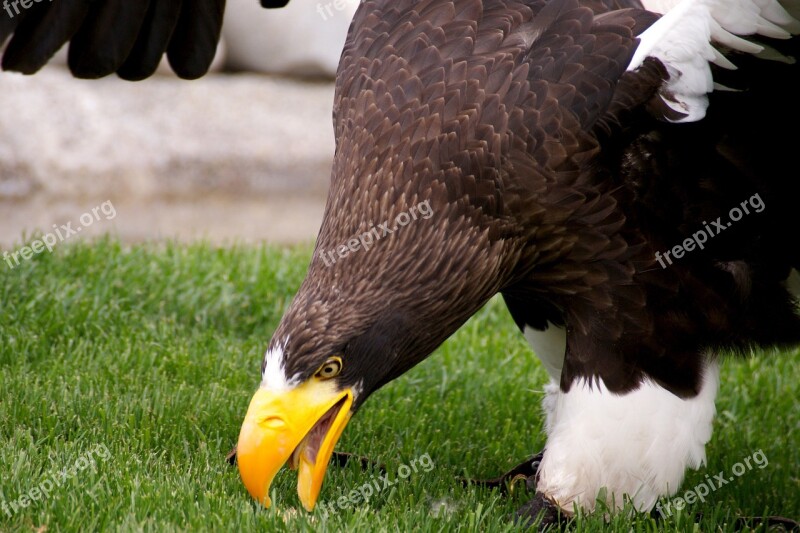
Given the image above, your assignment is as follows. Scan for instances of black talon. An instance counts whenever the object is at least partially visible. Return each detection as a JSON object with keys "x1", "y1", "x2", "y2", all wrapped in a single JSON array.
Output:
[
  {"x1": 458, "y1": 451, "x2": 544, "y2": 494},
  {"x1": 515, "y1": 492, "x2": 567, "y2": 531}
]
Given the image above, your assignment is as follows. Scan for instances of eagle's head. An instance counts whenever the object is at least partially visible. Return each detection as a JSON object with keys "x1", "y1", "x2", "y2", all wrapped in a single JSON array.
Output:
[{"x1": 235, "y1": 182, "x2": 517, "y2": 510}]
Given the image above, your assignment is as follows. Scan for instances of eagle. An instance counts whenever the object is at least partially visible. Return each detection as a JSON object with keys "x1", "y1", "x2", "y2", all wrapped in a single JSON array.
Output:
[{"x1": 4, "y1": 0, "x2": 798, "y2": 526}]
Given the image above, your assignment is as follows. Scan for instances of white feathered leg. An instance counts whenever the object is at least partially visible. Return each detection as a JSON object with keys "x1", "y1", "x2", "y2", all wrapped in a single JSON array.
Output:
[
  {"x1": 523, "y1": 323, "x2": 567, "y2": 429},
  {"x1": 537, "y1": 360, "x2": 720, "y2": 514}
]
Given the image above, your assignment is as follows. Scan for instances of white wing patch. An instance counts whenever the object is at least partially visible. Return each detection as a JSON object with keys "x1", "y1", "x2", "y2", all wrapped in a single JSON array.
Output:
[{"x1": 629, "y1": 0, "x2": 800, "y2": 122}]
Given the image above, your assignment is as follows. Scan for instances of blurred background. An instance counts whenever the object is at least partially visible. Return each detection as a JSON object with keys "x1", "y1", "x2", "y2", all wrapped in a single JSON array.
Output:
[{"x1": 0, "y1": 0, "x2": 360, "y2": 247}]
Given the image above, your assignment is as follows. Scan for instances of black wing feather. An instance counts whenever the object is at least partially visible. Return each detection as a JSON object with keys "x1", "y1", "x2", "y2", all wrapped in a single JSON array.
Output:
[
  {"x1": 2, "y1": 0, "x2": 90, "y2": 74},
  {"x1": 166, "y1": 0, "x2": 226, "y2": 80},
  {"x1": 68, "y1": 0, "x2": 152, "y2": 79},
  {"x1": 117, "y1": 0, "x2": 184, "y2": 81},
  {"x1": 0, "y1": 0, "x2": 289, "y2": 80}
]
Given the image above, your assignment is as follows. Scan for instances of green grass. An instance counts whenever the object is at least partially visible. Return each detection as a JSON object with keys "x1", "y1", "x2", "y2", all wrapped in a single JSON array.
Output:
[{"x1": 1, "y1": 238, "x2": 797, "y2": 532}]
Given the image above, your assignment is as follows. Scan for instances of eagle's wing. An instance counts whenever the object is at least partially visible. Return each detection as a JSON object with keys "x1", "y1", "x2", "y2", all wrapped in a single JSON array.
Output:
[{"x1": 0, "y1": 0, "x2": 289, "y2": 80}]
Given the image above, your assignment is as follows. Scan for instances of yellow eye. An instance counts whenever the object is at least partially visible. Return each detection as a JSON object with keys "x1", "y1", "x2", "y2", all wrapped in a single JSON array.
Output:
[{"x1": 315, "y1": 357, "x2": 342, "y2": 380}]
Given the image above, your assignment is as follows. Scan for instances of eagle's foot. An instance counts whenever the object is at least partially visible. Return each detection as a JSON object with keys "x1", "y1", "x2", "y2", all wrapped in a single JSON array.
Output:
[
  {"x1": 458, "y1": 451, "x2": 543, "y2": 494},
  {"x1": 515, "y1": 492, "x2": 567, "y2": 531}
]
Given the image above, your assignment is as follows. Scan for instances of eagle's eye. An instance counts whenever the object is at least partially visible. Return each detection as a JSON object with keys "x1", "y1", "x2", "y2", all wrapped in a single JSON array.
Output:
[{"x1": 315, "y1": 357, "x2": 342, "y2": 380}]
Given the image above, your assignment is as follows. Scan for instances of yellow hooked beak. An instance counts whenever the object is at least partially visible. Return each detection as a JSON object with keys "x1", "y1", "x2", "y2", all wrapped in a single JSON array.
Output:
[{"x1": 236, "y1": 379, "x2": 353, "y2": 511}]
